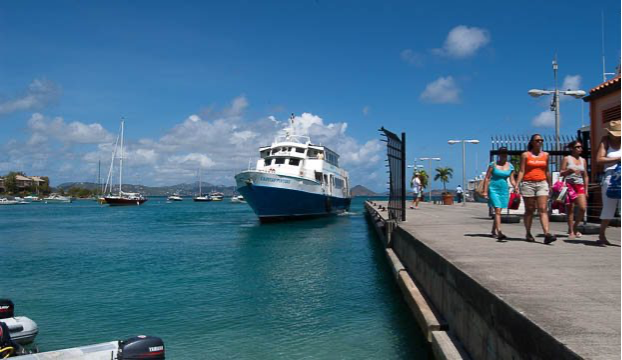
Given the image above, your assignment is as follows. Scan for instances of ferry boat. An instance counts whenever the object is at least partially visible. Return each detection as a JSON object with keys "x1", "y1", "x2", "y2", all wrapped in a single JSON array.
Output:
[
  {"x1": 234, "y1": 128, "x2": 351, "y2": 222},
  {"x1": 43, "y1": 194, "x2": 72, "y2": 203}
]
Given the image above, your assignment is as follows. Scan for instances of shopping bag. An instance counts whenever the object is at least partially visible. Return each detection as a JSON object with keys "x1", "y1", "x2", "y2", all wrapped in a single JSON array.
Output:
[
  {"x1": 475, "y1": 180, "x2": 486, "y2": 196},
  {"x1": 508, "y1": 192, "x2": 521, "y2": 210},
  {"x1": 606, "y1": 163, "x2": 621, "y2": 199},
  {"x1": 551, "y1": 179, "x2": 568, "y2": 203}
]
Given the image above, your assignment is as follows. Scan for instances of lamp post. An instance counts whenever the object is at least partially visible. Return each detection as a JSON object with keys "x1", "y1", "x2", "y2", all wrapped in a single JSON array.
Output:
[
  {"x1": 528, "y1": 59, "x2": 586, "y2": 167},
  {"x1": 419, "y1": 157, "x2": 441, "y2": 202},
  {"x1": 448, "y1": 140, "x2": 479, "y2": 206}
]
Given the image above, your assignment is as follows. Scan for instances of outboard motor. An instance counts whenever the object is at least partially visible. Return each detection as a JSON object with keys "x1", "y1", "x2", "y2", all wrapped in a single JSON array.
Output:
[
  {"x1": 0, "y1": 299, "x2": 14, "y2": 319},
  {"x1": 0, "y1": 299, "x2": 38, "y2": 345},
  {"x1": 117, "y1": 335, "x2": 165, "y2": 359}
]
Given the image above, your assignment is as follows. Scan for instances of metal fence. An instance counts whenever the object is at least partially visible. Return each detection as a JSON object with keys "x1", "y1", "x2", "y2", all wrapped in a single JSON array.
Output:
[
  {"x1": 490, "y1": 134, "x2": 577, "y2": 172},
  {"x1": 380, "y1": 127, "x2": 406, "y2": 222}
]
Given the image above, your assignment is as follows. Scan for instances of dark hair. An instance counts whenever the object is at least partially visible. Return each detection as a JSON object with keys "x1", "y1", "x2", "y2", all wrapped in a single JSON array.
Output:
[
  {"x1": 498, "y1": 146, "x2": 508, "y2": 155},
  {"x1": 527, "y1": 134, "x2": 543, "y2": 151},
  {"x1": 567, "y1": 140, "x2": 581, "y2": 149}
]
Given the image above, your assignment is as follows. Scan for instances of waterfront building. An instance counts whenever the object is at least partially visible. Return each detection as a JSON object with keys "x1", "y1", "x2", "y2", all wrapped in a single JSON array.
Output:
[{"x1": 0, "y1": 174, "x2": 49, "y2": 193}]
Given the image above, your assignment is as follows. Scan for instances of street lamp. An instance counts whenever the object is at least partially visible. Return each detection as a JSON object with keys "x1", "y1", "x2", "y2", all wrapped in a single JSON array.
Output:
[
  {"x1": 419, "y1": 157, "x2": 441, "y2": 201},
  {"x1": 528, "y1": 58, "x2": 586, "y2": 159},
  {"x1": 448, "y1": 140, "x2": 479, "y2": 206}
]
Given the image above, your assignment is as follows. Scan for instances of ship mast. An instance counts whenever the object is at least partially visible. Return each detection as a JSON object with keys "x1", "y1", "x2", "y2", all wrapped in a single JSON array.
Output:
[{"x1": 119, "y1": 118, "x2": 124, "y2": 196}]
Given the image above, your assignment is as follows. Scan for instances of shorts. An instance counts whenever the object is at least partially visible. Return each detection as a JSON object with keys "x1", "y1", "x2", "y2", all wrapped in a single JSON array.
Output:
[
  {"x1": 566, "y1": 182, "x2": 585, "y2": 195},
  {"x1": 601, "y1": 173, "x2": 621, "y2": 220},
  {"x1": 520, "y1": 180, "x2": 549, "y2": 197}
]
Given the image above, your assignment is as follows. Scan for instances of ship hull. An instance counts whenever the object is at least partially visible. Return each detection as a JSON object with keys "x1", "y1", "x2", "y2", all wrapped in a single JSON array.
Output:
[
  {"x1": 235, "y1": 171, "x2": 351, "y2": 222},
  {"x1": 104, "y1": 197, "x2": 147, "y2": 206}
]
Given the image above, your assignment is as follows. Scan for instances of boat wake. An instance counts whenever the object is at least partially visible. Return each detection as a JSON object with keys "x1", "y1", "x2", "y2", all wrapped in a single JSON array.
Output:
[{"x1": 338, "y1": 211, "x2": 358, "y2": 216}]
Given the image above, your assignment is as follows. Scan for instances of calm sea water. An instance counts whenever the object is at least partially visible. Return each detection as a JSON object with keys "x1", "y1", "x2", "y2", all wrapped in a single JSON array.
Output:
[{"x1": 1, "y1": 197, "x2": 429, "y2": 359}]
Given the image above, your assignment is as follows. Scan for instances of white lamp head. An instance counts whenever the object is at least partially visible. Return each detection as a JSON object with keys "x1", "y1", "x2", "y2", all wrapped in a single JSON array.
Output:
[
  {"x1": 448, "y1": 140, "x2": 460, "y2": 144},
  {"x1": 528, "y1": 89, "x2": 547, "y2": 97},
  {"x1": 564, "y1": 90, "x2": 586, "y2": 98}
]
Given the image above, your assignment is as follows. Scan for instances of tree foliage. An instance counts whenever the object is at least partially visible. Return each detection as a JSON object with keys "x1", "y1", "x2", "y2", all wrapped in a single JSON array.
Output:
[{"x1": 434, "y1": 167, "x2": 454, "y2": 192}]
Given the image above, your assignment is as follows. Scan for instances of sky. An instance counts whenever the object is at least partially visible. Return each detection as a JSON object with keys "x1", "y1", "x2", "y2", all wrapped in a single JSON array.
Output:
[{"x1": 0, "y1": 1, "x2": 620, "y2": 191}]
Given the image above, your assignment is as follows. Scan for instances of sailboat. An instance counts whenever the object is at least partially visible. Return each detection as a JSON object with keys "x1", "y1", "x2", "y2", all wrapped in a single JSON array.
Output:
[
  {"x1": 102, "y1": 119, "x2": 147, "y2": 206},
  {"x1": 193, "y1": 167, "x2": 210, "y2": 202}
]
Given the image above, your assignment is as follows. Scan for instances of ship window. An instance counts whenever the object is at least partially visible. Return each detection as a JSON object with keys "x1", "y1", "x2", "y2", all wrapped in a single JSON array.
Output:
[
  {"x1": 265, "y1": 159, "x2": 273, "y2": 165},
  {"x1": 295, "y1": 147, "x2": 305, "y2": 153},
  {"x1": 334, "y1": 178, "x2": 344, "y2": 189},
  {"x1": 289, "y1": 158, "x2": 300, "y2": 166},
  {"x1": 275, "y1": 158, "x2": 285, "y2": 165},
  {"x1": 315, "y1": 172, "x2": 323, "y2": 182}
]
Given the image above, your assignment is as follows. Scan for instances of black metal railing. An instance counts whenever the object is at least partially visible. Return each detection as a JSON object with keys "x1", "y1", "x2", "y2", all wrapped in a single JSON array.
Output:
[
  {"x1": 490, "y1": 134, "x2": 576, "y2": 172},
  {"x1": 380, "y1": 127, "x2": 406, "y2": 222}
]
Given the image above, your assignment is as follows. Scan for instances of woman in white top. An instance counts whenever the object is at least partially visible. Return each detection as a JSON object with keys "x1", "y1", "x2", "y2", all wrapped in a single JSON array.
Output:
[
  {"x1": 595, "y1": 120, "x2": 621, "y2": 245},
  {"x1": 560, "y1": 140, "x2": 589, "y2": 240}
]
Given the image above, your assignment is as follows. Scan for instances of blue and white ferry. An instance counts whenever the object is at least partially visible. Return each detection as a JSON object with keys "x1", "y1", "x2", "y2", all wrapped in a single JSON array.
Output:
[{"x1": 234, "y1": 129, "x2": 351, "y2": 222}]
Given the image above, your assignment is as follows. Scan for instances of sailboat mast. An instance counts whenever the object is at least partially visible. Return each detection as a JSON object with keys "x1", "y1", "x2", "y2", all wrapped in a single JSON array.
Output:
[
  {"x1": 98, "y1": 159, "x2": 101, "y2": 195},
  {"x1": 119, "y1": 119, "x2": 124, "y2": 196},
  {"x1": 199, "y1": 167, "x2": 202, "y2": 195}
]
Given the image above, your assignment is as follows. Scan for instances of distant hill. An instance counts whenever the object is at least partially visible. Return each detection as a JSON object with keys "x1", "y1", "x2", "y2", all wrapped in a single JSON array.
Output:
[
  {"x1": 350, "y1": 185, "x2": 380, "y2": 197},
  {"x1": 57, "y1": 182, "x2": 237, "y2": 196}
]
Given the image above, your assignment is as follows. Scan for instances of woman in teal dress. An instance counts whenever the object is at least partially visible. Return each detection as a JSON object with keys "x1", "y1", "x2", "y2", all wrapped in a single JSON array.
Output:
[{"x1": 482, "y1": 147, "x2": 518, "y2": 240}]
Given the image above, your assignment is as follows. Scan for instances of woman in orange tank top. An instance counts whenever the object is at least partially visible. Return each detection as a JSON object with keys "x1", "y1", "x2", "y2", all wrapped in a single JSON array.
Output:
[{"x1": 517, "y1": 134, "x2": 555, "y2": 244}]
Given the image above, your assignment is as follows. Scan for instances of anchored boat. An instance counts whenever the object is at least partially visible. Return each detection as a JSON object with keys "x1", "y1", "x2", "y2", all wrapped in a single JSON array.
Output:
[
  {"x1": 0, "y1": 299, "x2": 38, "y2": 346},
  {"x1": 234, "y1": 125, "x2": 351, "y2": 222},
  {"x1": 102, "y1": 120, "x2": 147, "y2": 206}
]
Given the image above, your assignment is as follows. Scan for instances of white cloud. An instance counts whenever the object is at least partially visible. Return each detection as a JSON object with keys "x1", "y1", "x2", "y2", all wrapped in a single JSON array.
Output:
[
  {"x1": 223, "y1": 95, "x2": 248, "y2": 117},
  {"x1": 433, "y1": 25, "x2": 490, "y2": 58},
  {"x1": 531, "y1": 74, "x2": 582, "y2": 128},
  {"x1": 532, "y1": 111, "x2": 555, "y2": 127},
  {"x1": 400, "y1": 49, "x2": 424, "y2": 66},
  {"x1": 3, "y1": 98, "x2": 384, "y2": 188},
  {"x1": 27, "y1": 113, "x2": 114, "y2": 144},
  {"x1": 420, "y1": 76, "x2": 461, "y2": 104},
  {"x1": 562, "y1": 75, "x2": 581, "y2": 91},
  {"x1": 0, "y1": 79, "x2": 61, "y2": 115}
]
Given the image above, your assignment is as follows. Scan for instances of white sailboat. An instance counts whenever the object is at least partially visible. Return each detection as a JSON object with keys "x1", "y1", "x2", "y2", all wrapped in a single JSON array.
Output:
[
  {"x1": 193, "y1": 167, "x2": 210, "y2": 202},
  {"x1": 102, "y1": 119, "x2": 147, "y2": 206}
]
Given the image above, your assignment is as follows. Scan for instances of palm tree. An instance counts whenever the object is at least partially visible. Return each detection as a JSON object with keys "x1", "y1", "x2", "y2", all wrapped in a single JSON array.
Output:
[{"x1": 434, "y1": 167, "x2": 453, "y2": 193}]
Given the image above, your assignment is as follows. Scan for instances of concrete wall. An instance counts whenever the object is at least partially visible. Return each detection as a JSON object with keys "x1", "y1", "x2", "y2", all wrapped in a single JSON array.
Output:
[{"x1": 365, "y1": 201, "x2": 583, "y2": 360}]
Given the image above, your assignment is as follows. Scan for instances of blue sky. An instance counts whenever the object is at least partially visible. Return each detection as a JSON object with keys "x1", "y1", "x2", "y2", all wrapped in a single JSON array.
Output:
[{"x1": 0, "y1": 1, "x2": 620, "y2": 191}]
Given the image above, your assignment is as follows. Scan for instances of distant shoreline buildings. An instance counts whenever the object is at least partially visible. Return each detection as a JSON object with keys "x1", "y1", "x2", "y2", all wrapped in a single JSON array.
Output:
[{"x1": 0, "y1": 173, "x2": 49, "y2": 194}]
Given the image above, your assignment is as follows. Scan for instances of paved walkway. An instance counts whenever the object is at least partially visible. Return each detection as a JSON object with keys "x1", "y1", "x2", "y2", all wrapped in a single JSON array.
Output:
[{"x1": 380, "y1": 201, "x2": 620, "y2": 359}]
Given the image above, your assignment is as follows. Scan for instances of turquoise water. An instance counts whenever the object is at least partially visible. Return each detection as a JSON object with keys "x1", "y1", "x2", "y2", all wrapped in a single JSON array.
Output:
[{"x1": 1, "y1": 197, "x2": 429, "y2": 359}]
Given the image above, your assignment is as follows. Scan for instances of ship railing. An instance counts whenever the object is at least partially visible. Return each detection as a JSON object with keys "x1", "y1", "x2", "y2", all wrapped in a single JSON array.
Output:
[{"x1": 274, "y1": 134, "x2": 311, "y2": 144}]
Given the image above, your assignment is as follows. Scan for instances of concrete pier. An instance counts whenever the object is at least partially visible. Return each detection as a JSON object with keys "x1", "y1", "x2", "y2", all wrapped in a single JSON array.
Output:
[{"x1": 365, "y1": 201, "x2": 620, "y2": 360}]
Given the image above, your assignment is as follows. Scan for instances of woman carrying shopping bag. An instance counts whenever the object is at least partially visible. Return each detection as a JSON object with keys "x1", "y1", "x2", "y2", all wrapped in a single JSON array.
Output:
[{"x1": 559, "y1": 140, "x2": 589, "y2": 240}]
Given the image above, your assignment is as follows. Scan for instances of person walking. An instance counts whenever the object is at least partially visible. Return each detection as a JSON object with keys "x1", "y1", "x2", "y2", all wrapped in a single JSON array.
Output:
[
  {"x1": 482, "y1": 147, "x2": 517, "y2": 240},
  {"x1": 410, "y1": 174, "x2": 422, "y2": 209},
  {"x1": 516, "y1": 134, "x2": 556, "y2": 244},
  {"x1": 560, "y1": 140, "x2": 589, "y2": 240},
  {"x1": 595, "y1": 120, "x2": 621, "y2": 245},
  {"x1": 456, "y1": 185, "x2": 464, "y2": 203}
]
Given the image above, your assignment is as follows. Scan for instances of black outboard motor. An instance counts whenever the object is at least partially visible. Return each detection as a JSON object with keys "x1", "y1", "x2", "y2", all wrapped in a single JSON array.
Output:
[
  {"x1": 117, "y1": 335, "x2": 165, "y2": 359},
  {"x1": 0, "y1": 299, "x2": 15, "y2": 319}
]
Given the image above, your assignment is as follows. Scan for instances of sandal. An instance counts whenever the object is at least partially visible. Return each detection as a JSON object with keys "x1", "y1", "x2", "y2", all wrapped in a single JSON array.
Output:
[
  {"x1": 544, "y1": 233, "x2": 557, "y2": 245},
  {"x1": 597, "y1": 236, "x2": 612, "y2": 246},
  {"x1": 525, "y1": 233, "x2": 535, "y2": 242},
  {"x1": 497, "y1": 232, "x2": 507, "y2": 241},
  {"x1": 575, "y1": 232, "x2": 583, "y2": 238}
]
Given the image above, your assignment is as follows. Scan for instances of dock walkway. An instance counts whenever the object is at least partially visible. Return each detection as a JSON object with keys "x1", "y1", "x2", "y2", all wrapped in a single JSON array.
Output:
[{"x1": 366, "y1": 201, "x2": 620, "y2": 360}]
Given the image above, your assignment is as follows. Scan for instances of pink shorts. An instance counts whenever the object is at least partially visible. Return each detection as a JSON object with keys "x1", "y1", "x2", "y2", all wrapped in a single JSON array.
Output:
[{"x1": 567, "y1": 182, "x2": 585, "y2": 195}]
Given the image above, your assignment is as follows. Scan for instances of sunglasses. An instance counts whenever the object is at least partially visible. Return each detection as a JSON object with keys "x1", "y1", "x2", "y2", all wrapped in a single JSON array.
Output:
[{"x1": 534, "y1": 139, "x2": 544, "y2": 143}]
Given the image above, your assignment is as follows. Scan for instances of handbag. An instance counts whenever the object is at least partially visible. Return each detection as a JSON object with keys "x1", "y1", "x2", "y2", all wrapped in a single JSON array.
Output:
[
  {"x1": 508, "y1": 192, "x2": 521, "y2": 210},
  {"x1": 606, "y1": 163, "x2": 621, "y2": 199}
]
